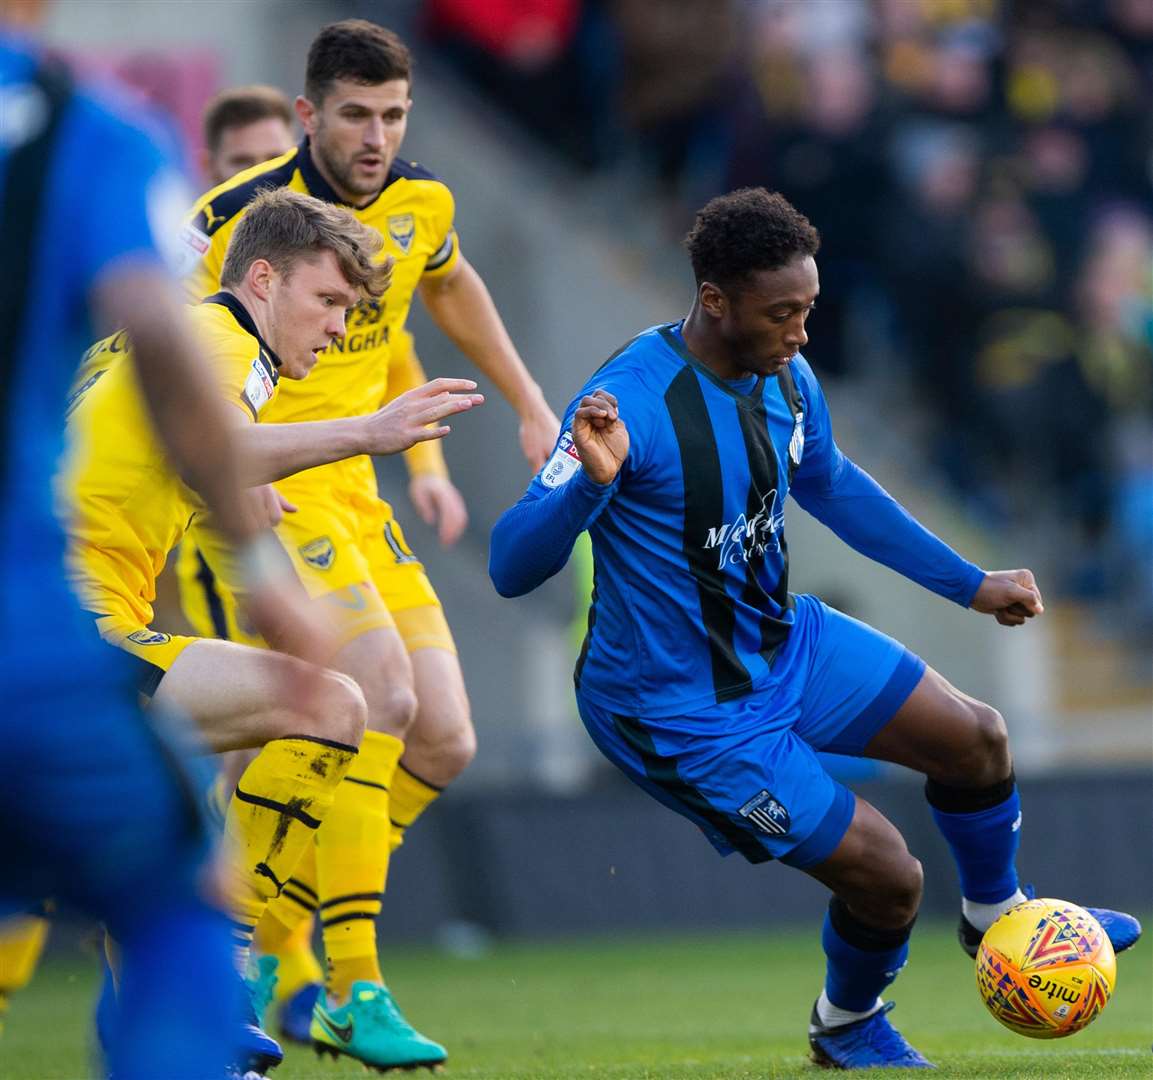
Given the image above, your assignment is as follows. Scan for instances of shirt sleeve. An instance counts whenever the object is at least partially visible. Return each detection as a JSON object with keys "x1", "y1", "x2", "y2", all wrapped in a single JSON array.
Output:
[
  {"x1": 489, "y1": 449, "x2": 616, "y2": 598},
  {"x1": 177, "y1": 200, "x2": 230, "y2": 302},
  {"x1": 788, "y1": 357, "x2": 986, "y2": 607},
  {"x1": 489, "y1": 364, "x2": 649, "y2": 598},
  {"x1": 208, "y1": 336, "x2": 276, "y2": 423},
  {"x1": 420, "y1": 184, "x2": 460, "y2": 280}
]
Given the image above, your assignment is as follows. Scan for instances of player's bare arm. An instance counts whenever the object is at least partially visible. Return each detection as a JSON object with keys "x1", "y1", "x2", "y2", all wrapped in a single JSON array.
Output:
[
  {"x1": 572, "y1": 390, "x2": 628, "y2": 485},
  {"x1": 418, "y1": 255, "x2": 560, "y2": 469},
  {"x1": 969, "y1": 569, "x2": 1045, "y2": 627},
  {"x1": 232, "y1": 378, "x2": 484, "y2": 485}
]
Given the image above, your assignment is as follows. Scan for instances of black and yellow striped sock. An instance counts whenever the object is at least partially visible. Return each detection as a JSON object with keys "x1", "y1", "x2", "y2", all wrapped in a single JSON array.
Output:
[
  {"x1": 255, "y1": 843, "x2": 323, "y2": 999},
  {"x1": 315, "y1": 730, "x2": 403, "y2": 1001},
  {"x1": 225, "y1": 736, "x2": 357, "y2": 973},
  {"x1": 388, "y1": 763, "x2": 442, "y2": 853}
]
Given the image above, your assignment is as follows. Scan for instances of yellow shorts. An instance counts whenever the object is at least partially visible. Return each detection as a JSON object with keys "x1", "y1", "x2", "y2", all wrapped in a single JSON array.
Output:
[
  {"x1": 178, "y1": 490, "x2": 455, "y2": 655},
  {"x1": 93, "y1": 613, "x2": 198, "y2": 697}
]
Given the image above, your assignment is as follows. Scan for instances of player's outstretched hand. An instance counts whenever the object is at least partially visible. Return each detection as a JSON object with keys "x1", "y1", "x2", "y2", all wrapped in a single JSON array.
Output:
[
  {"x1": 970, "y1": 569, "x2": 1045, "y2": 627},
  {"x1": 519, "y1": 399, "x2": 562, "y2": 472},
  {"x1": 573, "y1": 389, "x2": 628, "y2": 485},
  {"x1": 365, "y1": 378, "x2": 485, "y2": 456},
  {"x1": 410, "y1": 473, "x2": 468, "y2": 547}
]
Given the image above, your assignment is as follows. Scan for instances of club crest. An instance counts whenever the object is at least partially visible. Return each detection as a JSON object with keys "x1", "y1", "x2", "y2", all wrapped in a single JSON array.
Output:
[
  {"x1": 298, "y1": 536, "x2": 336, "y2": 571},
  {"x1": 738, "y1": 789, "x2": 791, "y2": 836},
  {"x1": 126, "y1": 629, "x2": 171, "y2": 646},
  {"x1": 387, "y1": 213, "x2": 415, "y2": 254},
  {"x1": 789, "y1": 410, "x2": 805, "y2": 468}
]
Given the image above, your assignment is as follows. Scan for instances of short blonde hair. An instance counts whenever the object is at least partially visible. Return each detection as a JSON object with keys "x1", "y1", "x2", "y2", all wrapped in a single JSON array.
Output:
[{"x1": 220, "y1": 188, "x2": 391, "y2": 300}]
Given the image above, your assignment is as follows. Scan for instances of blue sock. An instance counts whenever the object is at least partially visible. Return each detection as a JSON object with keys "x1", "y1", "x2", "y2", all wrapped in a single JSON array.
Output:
[
  {"x1": 822, "y1": 898, "x2": 913, "y2": 1012},
  {"x1": 926, "y1": 773, "x2": 1020, "y2": 903}
]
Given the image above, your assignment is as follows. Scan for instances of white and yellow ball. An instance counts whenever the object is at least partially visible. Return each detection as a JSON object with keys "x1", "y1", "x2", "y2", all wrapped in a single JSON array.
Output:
[{"x1": 975, "y1": 898, "x2": 1115, "y2": 1039}]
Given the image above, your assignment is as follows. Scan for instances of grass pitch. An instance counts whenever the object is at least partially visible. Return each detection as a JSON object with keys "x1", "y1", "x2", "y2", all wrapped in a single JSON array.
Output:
[{"x1": 2, "y1": 923, "x2": 1149, "y2": 1079}]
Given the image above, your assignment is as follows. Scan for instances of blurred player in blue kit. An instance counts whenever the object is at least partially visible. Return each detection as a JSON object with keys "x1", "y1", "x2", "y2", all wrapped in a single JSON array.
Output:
[
  {"x1": 0, "y1": 2, "x2": 332, "y2": 1075},
  {"x1": 490, "y1": 188, "x2": 1141, "y2": 1069}
]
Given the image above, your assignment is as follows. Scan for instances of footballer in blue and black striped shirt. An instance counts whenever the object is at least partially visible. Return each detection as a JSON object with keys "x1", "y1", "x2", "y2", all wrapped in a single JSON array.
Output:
[{"x1": 490, "y1": 188, "x2": 1140, "y2": 1068}]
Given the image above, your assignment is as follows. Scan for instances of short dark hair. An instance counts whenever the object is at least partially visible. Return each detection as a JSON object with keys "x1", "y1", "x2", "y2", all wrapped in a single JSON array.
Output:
[
  {"x1": 202, "y1": 85, "x2": 293, "y2": 154},
  {"x1": 305, "y1": 19, "x2": 412, "y2": 103},
  {"x1": 685, "y1": 188, "x2": 820, "y2": 291}
]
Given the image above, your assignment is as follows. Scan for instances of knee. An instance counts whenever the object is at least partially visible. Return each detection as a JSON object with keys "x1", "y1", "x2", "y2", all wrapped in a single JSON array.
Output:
[
  {"x1": 887, "y1": 854, "x2": 924, "y2": 925},
  {"x1": 365, "y1": 681, "x2": 418, "y2": 740},
  {"x1": 311, "y1": 672, "x2": 368, "y2": 747},
  {"x1": 948, "y1": 700, "x2": 1010, "y2": 785},
  {"x1": 848, "y1": 852, "x2": 923, "y2": 928},
  {"x1": 450, "y1": 724, "x2": 478, "y2": 775},
  {"x1": 411, "y1": 721, "x2": 476, "y2": 784}
]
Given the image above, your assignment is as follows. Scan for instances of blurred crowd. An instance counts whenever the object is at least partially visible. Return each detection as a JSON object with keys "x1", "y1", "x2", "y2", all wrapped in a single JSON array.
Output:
[{"x1": 425, "y1": 0, "x2": 1153, "y2": 635}]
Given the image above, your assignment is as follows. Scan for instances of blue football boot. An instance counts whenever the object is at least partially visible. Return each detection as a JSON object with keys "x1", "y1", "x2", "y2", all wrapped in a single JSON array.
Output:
[
  {"x1": 809, "y1": 1001, "x2": 934, "y2": 1069},
  {"x1": 236, "y1": 969, "x2": 283, "y2": 1075},
  {"x1": 276, "y1": 981, "x2": 321, "y2": 1045},
  {"x1": 959, "y1": 885, "x2": 1142, "y2": 958}
]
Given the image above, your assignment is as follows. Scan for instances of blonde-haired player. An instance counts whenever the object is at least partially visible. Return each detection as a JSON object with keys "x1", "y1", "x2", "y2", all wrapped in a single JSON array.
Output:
[{"x1": 62, "y1": 188, "x2": 482, "y2": 1073}]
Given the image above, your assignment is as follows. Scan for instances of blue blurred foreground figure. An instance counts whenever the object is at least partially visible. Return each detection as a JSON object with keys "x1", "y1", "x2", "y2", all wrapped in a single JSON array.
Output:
[{"x1": 0, "y1": 14, "x2": 235, "y2": 1080}]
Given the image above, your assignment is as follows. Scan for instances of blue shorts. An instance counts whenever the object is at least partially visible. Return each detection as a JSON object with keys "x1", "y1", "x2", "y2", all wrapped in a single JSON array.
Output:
[
  {"x1": 0, "y1": 640, "x2": 213, "y2": 929},
  {"x1": 576, "y1": 595, "x2": 925, "y2": 869}
]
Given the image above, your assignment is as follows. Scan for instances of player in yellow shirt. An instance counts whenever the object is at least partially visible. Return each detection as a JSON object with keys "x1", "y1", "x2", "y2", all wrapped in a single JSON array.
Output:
[
  {"x1": 174, "y1": 21, "x2": 560, "y2": 1069},
  {"x1": 180, "y1": 83, "x2": 465, "y2": 648},
  {"x1": 63, "y1": 188, "x2": 482, "y2": 1073}
]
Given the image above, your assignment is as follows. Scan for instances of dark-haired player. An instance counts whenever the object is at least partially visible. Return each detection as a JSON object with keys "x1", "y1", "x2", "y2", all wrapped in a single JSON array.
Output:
[
  {"x1": 489, "y1": 188, "x2": 1141, "y2": 1069},
  {"x1": 200, "y1": 84, "x2": 295, "y2": 186},
  {"x1": 175, "y1": 19, "x2": 559, "y2": 1071}
]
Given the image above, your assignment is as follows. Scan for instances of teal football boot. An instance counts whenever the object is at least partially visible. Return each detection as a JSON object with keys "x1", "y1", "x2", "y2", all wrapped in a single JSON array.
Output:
[{"x1": 311, "y1": 981, "x2": 446, "y2": 1072}]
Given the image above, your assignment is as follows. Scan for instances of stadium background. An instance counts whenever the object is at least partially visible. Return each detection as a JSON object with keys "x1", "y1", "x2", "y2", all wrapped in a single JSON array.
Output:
[{"x1": 33, "y1": 0, "x2": 1152, "y2": 940}]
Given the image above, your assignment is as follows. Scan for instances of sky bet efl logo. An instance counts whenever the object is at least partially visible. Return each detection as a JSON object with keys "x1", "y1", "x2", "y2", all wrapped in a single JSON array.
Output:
[{"x1": 541, "y1": 431, "x2": 582, "y2": 488}]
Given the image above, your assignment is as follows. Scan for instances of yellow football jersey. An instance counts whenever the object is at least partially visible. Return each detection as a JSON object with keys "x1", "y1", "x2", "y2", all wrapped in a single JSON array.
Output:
[
  {"x1": 179, "y1": 139, "x2": 460, "y2": 499},
  {"x1": 61, "y1": 294, "x2": 280, "y2": 627}
]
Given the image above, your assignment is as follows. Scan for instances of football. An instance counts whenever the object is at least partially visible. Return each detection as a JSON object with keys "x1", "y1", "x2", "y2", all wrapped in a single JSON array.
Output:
[{"x1": 975, "y1": 898, "x2": 1116, "y2": 1039}]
